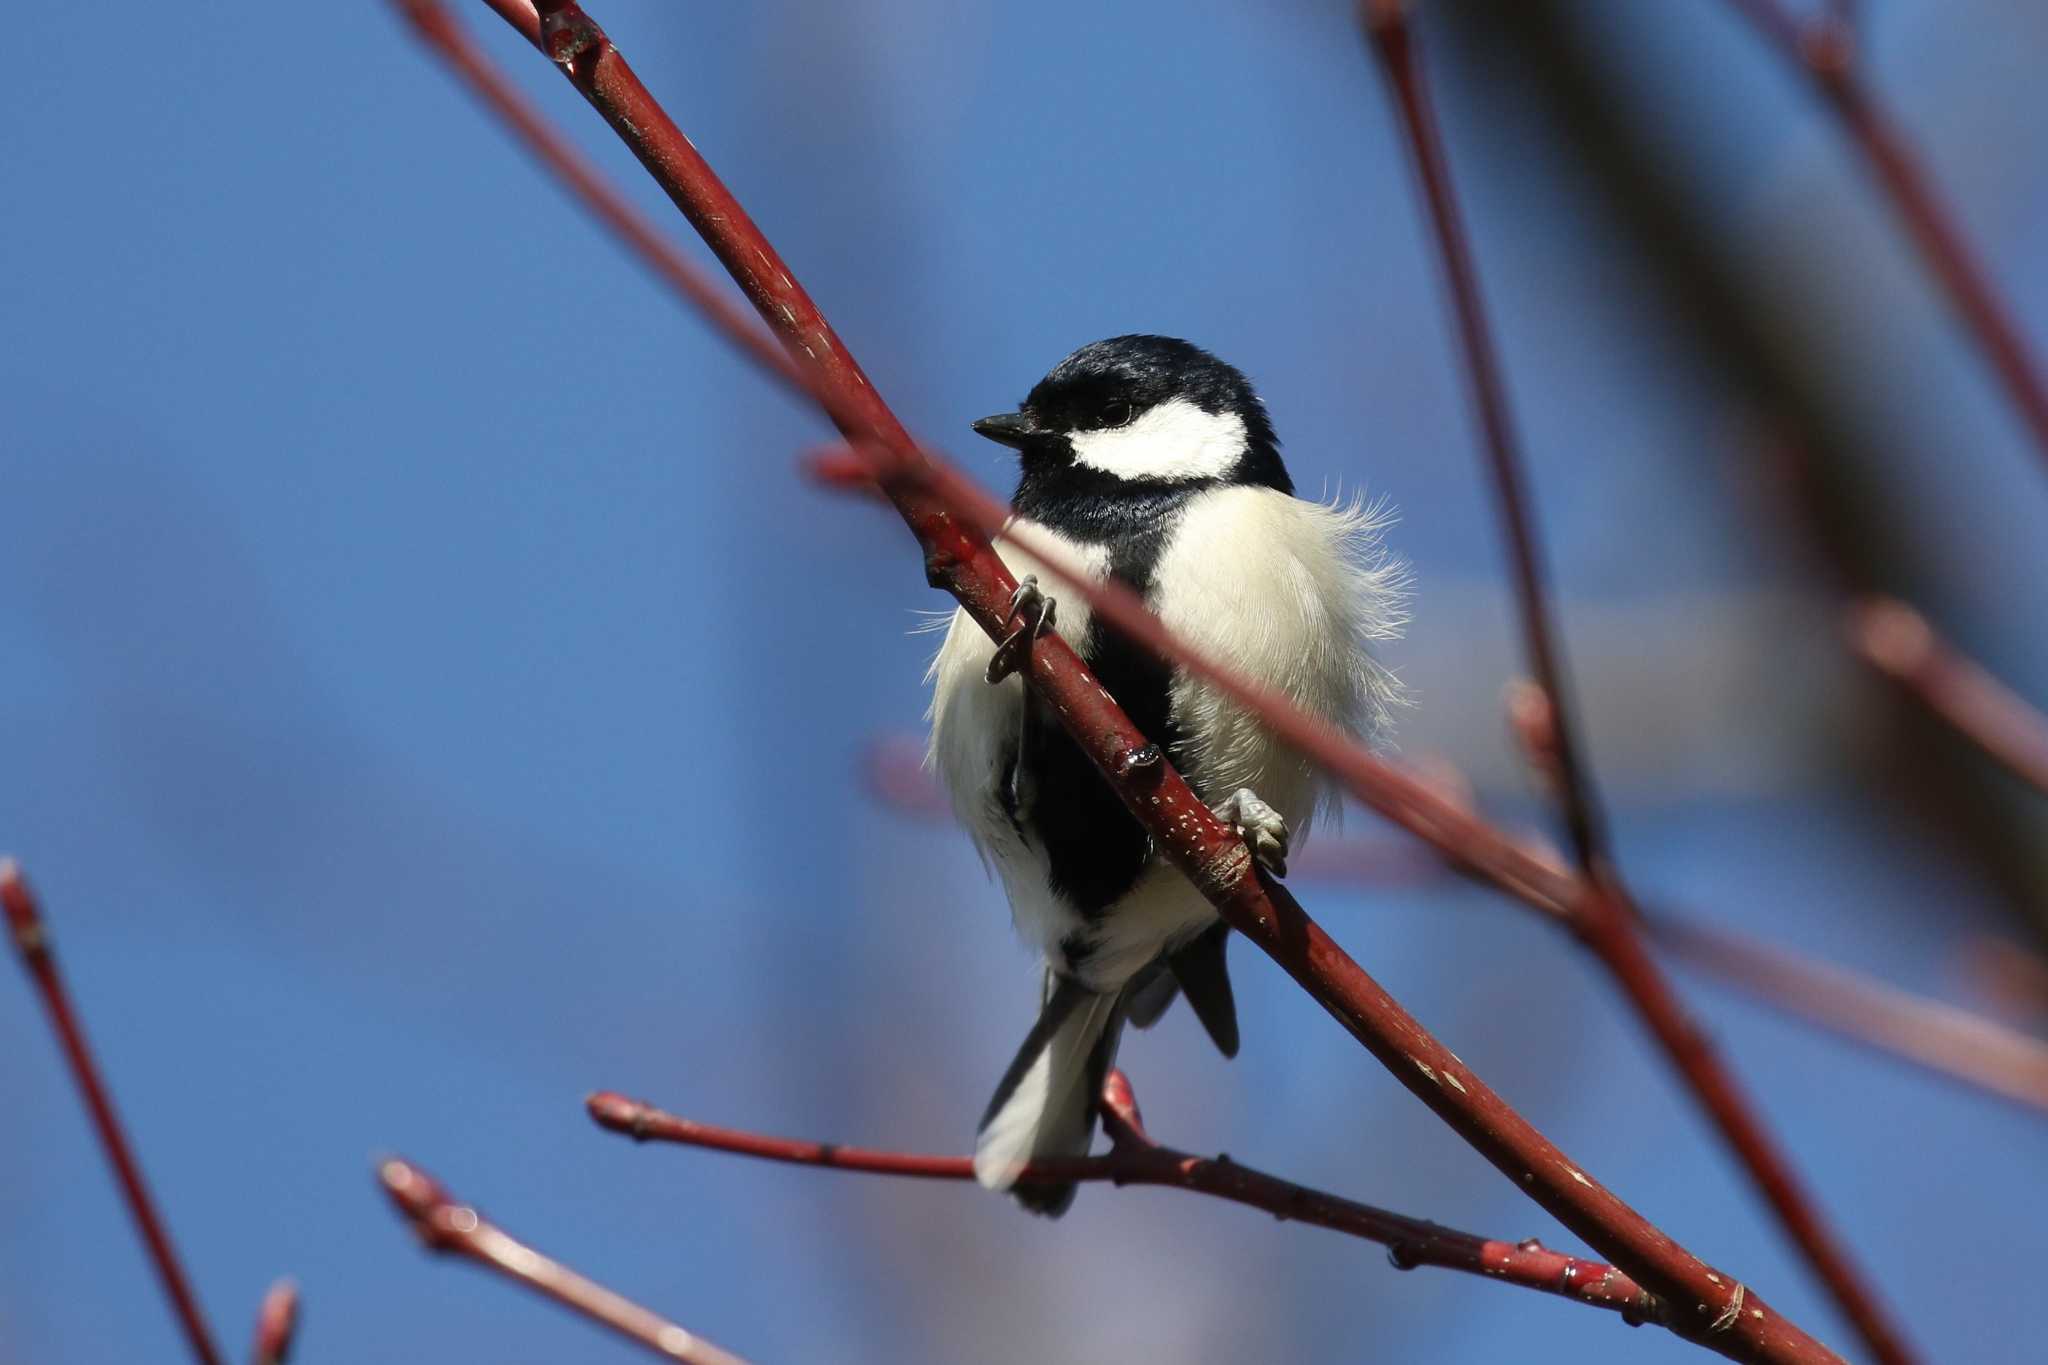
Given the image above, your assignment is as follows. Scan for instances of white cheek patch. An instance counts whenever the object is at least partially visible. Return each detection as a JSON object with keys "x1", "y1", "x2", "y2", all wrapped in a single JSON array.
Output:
[{"x1": 1066, "y1": 397, "x2": 1248, "y2": 482}]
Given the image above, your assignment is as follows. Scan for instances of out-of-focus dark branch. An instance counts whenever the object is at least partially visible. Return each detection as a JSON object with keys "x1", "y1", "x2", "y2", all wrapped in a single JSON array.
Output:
[
  {"x1": 590, "y1": 1074, "x2": 1666, "y2": 1326},
  {"x1": 1724, "y1": 0, "x2": 2048, "y2": 478},
  {"x1": 1362, "y1": 9, "x2": 1916, "y2": 1362},
  {"x1": 248, "y1": 1279, "x2": 300, "y2": 1365},
  {"x1": 379, "y1": 1158, "x2": 751, "y2": 1365},
  {"x1": 1850, "y1": 597, "x2": 2048, "y2": 799},
  {"x1": 394, "y1": 6, "x2": 1849, "y2": 1358},
  {"x1": 1, "y1": 862, "x2": 226, "y2": 1365}
]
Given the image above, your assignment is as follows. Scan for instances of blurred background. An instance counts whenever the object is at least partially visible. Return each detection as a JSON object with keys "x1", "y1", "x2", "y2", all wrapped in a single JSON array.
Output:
[{"x1": 5, "y1": 1, "x2": 2046, "y2": 1360}]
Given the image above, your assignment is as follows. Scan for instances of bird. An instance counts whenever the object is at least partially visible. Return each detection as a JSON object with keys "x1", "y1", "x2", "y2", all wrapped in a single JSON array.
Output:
[{"x1": 926, "y1": 335, "x2": 1404, "y2": 1215}]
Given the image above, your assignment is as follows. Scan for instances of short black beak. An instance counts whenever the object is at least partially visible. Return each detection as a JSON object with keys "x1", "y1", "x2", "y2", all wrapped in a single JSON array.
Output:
[{"x1": 971, "y1": 411, "x2": 1037, "y2": 450}]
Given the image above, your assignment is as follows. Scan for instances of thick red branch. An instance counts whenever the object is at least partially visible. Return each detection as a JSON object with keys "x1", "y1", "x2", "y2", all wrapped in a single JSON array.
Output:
[
  {"x1": 589, "y1": 1074, "x2": 1666, "y2": 1327},
  {"x1": 1850, "y1": 597, "x2": 2048, "y2": 799},
  {"x1": 395, "y1": 4, "x2": 1850, "y2": 1359},
  {"x1": 379, "y1": 1157, "x2": 751, "y2": 1365},
  {"x1": 1724, "y1": 0, "x2": 2048, "y2": 477},
  {"x1": 1361, "y1": 9, "x2": 1917, "y2": 1362},
  {"x1": 1, "y1": 862, "x2": 226, "y2": 1365}
]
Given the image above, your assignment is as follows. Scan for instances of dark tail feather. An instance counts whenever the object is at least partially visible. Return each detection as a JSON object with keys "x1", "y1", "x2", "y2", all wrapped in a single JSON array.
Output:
[
  {"x1": 975, "y1": 976, "x2": 1123, "y2": 1217},
  {"x1": 1122, "y1": 960, "x2": 1178, "y2": 1030},
  {"x1": 1168, "y1": 922, "x2": 1239, "y2": 1058}
]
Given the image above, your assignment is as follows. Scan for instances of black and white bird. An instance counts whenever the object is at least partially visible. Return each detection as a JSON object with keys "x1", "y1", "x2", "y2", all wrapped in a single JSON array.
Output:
[{"x1": 927, "y1": 335, "x2": 1404, "y2": 1216}]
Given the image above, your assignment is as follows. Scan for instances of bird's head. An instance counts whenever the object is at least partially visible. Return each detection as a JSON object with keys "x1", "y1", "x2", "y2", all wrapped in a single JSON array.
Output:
[{"x1": 973, "y1": 335, "x2": 1291, "y2": 499}]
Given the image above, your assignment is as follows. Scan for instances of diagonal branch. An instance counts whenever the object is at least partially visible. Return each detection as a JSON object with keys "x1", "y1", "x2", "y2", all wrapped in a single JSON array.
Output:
[
  {"x1": 1653, "y1": 917, "x2": 2048, "y2": 1116},
  {"x1": 1850, "y1": 597, "x2": 2048, "y2": 799},
  {"x1": 1360, "y1": 10, "x2": 1917, "y2": 1363},
  {"x1": 1722, "y1": 0, "x2": 2048, "y2": 478},
  {"x1": 379, "y1": 1157, "x2": 751, "y2": 1365},
  {"x1": 1, "y1": 861, "x2": 227, "y2": 1365},
  {"x1": 392, "y1": 4, "x2": 1847, "y2": 1359},
  {"x1": 588, "y1": 1073, "x2": 1667, "y2": 1328}
]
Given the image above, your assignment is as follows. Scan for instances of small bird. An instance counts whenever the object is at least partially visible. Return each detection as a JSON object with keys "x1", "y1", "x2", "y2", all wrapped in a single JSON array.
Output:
[{"x1": 928, "y1": 335, "x2": 1404, "y2": 1215}]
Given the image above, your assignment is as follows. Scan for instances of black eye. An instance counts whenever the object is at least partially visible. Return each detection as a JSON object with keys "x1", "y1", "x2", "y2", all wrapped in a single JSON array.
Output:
[{"x1": 1098, "y1": 399, "x2": 1134, "y2": 428}]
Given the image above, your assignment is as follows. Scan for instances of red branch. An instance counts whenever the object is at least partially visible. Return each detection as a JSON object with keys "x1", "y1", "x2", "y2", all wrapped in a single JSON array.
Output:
[
  {"x1": 1724, "y1": 0, "x2": 2048, "y2": 476},
  {"x1": 1, "y1": 861, "x2": 226, "y2": 1365},
  {"x1": 1655, "y1": 917, "x2": 2048, "y2": 1116},
  {"x1": 379, "y1": 1157, "x2": 752, "y2": 1365},
  {"x1": 1850, "y1": 597, "x2": 2048, "y2": 799},
  {"x1": 1360, "y1": 3, "x2": 1607, "y2": 872},
  {"x1": 1362, "y1": 9, "x2": 1917, "y2": 1363},
  {"x1": 393, "y1": 3, "x2": 1852, "y2": 1359},
  {"x1": 249, "y1": 1279, "x2": 300, "y2": 1365},
  {"x1": 589, "y1": 1073, "x2": 1666, "y2": 1327}
]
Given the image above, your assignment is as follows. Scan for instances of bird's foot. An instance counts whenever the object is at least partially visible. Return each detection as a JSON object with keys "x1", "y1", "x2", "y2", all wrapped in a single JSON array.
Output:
[
  {"x1": 1214, "y1": 788, "x2": 1290, "y2": 878},
  {"x1": 985, "y1": 575, "x2": 1057, "y2": 684}
]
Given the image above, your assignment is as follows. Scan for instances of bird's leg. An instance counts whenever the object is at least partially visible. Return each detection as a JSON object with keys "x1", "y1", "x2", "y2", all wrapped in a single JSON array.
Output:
[
  {"x1": 1213, "y1": 788, "x2": 1291, "y2": 878},
  {"x1": 984, "y1": 575, "x2": 1057, "y2": 685}
]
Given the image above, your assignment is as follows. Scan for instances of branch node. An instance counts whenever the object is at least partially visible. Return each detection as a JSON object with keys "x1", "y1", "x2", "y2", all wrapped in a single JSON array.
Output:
[
  {"x1": 538, "y1": 3, "x2": 604, "y2": 74},
  {"x1": 1708, "y1": 1282, "x2": 1749, "y2": 1334},
  {"x1": 1114, "y1": 743, "x2": 1162, "y2": 778}
]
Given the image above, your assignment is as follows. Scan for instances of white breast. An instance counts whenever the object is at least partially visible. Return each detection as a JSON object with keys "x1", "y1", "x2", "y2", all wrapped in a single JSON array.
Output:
[
  {"x1": 1149, "y1": 485, "x2": 1406, "y2": 833},
  {"x1": 925, "y1": 488, "x2": 1404, "y2": 989}
]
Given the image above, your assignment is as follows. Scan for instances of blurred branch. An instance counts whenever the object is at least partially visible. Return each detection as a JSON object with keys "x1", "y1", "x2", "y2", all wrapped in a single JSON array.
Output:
[
  {"x1": 1960, "y1": 935, "x2": 2048, "y2": 1022},
  {"x1": 248, "y1": 1279, "x2": 300, "y2": 1365},
  {"x1": 393, "y1": 3, "x2": 1849, "y2": 1358},
  {"x1": 1, "y1": 861, "x2": 227, "y2": 1365},
  {"x1": 1360, "y1": 3, "x2": 1608, "y2": 873},
  {"x1": 1723, "y1": 0, "x2": 2048, "y2": 477},
  {"x1": 379, "y1": 1158, "x2": 750, "y2": 1365},
  {"x1": 1362, "y1": 8, "x2": 1915, "y2": 1362},
  {"x1": 1654, "y1": 918, "x2": 2048, "y2": 1115},
  {"x1": 590, "y1": 1072, "x2": 1670, "y2": 1327},
  {"x1": 1850, "y1": 597, "x2": 2048, "y2": 799}
]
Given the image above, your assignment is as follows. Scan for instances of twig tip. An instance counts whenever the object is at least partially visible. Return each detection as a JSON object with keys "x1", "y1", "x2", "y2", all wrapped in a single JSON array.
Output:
[{"x1": 251, "y1": 1277, "x2": 301, "y2": 1365}]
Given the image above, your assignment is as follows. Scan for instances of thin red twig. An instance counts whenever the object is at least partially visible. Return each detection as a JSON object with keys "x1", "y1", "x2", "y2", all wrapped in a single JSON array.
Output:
[
  {"x1": 379, "y1": 1157, "x2": 752, "y2": 1365},
  {"x1": 248, "y1": 1279, "x2": 300, "y2": 1365},
  {"x1": 397, "y1": 5, "x2": 1848, "y2": 1358},
  {"x1": 1850, "y1": 597, "x2": 2048, "y2": 798},
  {"x1": 589, "y1": 1073, "x2": 1667, "y2": 1327},
  {"x1": 1, "y1": 861, "x2": 226, "y2": 1365},
  {"x1": 1362, "y1": 10, "x2": 1917, "y2": 1363},
  {"x1": 1724, "y1": 0, "x2": 2048, "y2": 477}
]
